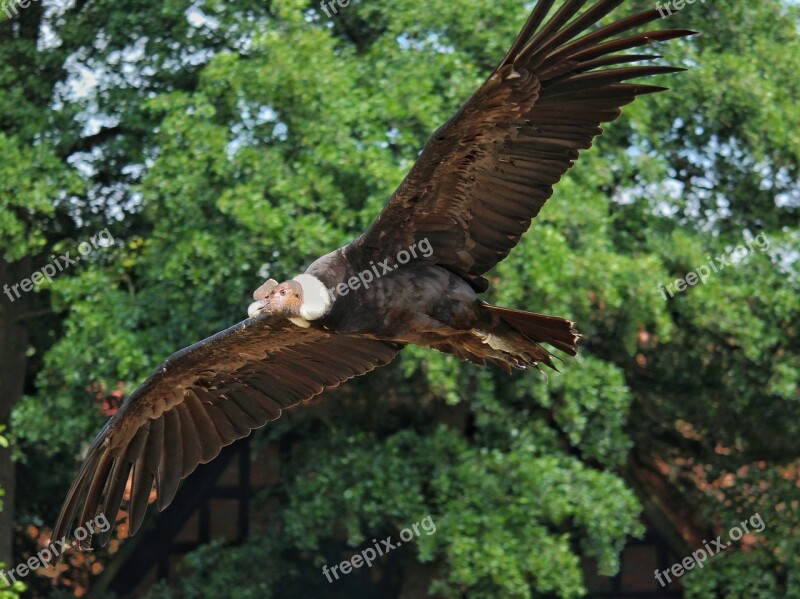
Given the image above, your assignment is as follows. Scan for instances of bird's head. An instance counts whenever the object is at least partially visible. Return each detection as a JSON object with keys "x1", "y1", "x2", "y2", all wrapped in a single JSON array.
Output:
[{"x1": 247, "y1": 279, "x2": 303, "y2": 318}]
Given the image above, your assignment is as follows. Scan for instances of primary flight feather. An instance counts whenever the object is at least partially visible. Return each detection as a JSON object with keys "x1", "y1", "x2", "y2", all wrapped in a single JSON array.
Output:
[{"x1": 53, "y1": 0, "x2": 693, "y2": 552}]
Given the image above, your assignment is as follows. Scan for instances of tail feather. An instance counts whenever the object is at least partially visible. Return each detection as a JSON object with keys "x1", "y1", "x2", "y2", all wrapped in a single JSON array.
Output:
[
  {"x1": 465, "y1": 303, "x2": 579, "y2": 371},
  {"x1": 427, "y1": 305, "x2": 580, "y2": 373},
  {"x1": 487, "y1": 304, "x2": 580, "y2": 356}
]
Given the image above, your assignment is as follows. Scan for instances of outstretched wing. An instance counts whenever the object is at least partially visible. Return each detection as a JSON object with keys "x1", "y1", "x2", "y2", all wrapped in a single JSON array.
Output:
[
  {"x1": 355, "y1": 0, "x2": 694, "y2": 289},
  {"x1": 52, "y1": 315, "x2": 401, "y2": 552}
]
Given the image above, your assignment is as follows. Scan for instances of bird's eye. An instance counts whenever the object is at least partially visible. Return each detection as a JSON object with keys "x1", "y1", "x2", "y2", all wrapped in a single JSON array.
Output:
[{"x1": 280, "y1": 289, "x2": 287, "y2": 296}]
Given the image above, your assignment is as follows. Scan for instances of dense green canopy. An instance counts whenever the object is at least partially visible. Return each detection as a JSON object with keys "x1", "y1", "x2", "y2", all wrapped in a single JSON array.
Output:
[{"x1": 1, "y1": 0, "x2": 798, "y2": 597}]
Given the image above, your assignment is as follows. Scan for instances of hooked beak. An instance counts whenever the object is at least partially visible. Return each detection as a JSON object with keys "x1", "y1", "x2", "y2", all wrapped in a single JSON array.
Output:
[{"x1": 248, "y1": 299, "x2": 268, "y2": 318}]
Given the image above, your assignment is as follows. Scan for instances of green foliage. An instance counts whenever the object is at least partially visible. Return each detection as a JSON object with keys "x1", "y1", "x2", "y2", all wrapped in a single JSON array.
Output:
[
  {"x1": 0, "y1": 426, "x2": 6, "y2": 514},
  {"x1": 0, "y1": 134, "x2": 79, "y2": 262},
  {"x1": 259, "y1": 370, "x2": 641, "y2": 597},
  {"x1": 141, "y1": 539, "x2": 276, "y2": 599},
  {"x1": 0, "y1": 424, "x2": 23, "y2": 599},
  {"x1": 3, "y1": 0, "x2": 798, "y2": 597},
  {"x1": 0, "y1": 563, "x2": 26, "y2": 599}
]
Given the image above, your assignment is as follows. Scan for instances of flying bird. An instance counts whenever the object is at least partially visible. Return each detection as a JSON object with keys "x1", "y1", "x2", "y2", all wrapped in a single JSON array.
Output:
[{"x1": 53, "y1": 0, "x2": 693, "y2": 552}]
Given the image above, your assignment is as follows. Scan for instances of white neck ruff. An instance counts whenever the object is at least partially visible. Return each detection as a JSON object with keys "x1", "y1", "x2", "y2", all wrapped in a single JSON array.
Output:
[{"x1": 292, "y1": 273, "x2": 332, "y2": 321}]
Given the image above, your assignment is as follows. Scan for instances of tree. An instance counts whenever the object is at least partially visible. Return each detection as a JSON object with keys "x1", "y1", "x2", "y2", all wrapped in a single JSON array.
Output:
[{"x1": 4, "y1": 0, "x2": 798, "y2": 597}]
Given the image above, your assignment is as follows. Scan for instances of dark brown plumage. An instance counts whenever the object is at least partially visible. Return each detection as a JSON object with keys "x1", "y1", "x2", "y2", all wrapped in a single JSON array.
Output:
[
  {"x1": 52, "y1": 317, "x2": 400, "y2": 549},
  {"x1": 53, "y1": 0, "x2": 693, "y2": 555},
  {"x1": 356, "y1": 0, "x2": 691, "y2": 291}
]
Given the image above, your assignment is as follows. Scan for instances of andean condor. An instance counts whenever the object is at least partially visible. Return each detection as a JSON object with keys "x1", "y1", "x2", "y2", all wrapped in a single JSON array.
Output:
[{"x1": 53, "y1": 0, "x2": 693, "y2": 551}]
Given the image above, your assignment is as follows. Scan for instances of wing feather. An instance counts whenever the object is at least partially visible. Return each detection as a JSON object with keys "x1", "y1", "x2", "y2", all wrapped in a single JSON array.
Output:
[
  {"x1": 202, "y1": 402, "x2": 240, "y2": 446},
  {"x1": 128, "y1": 418, "x2": 162, "y2": 536},
  {"x1": 183, "y1": 390, "x2": 224, "y2": 463},
  {"x1": 355, "y1": 0, "x2": 694, "y2": 285},
  {"x1": 52, "y1": 315, "x2": 401, "y2": 555},
  {"x1": 176, "y1": 403, "x2": 204, "y2": 478},
  {"x1": 157, "y1": 409, "x2": 183, "y2": 511},
  {"x1": 99, "y1": 458, "x2": 132, "y2": 546}
]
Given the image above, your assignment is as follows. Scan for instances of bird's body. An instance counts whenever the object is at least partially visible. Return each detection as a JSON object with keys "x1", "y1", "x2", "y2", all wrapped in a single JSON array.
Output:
[
  {"x1": 314, "y1": 263, "x2": 481, "y2": 339},
  {"x1": 53, "y1": 0, "x2": 695, "y2": 554},
  {"x1": 256, "y1": 243, "x2": 576, "y2": 371}
]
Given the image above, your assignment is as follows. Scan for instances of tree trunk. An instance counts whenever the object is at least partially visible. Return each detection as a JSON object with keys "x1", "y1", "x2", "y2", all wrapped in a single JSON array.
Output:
[{"x1": 0, "y1": 256, "x2": 32, "y2": 567}]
